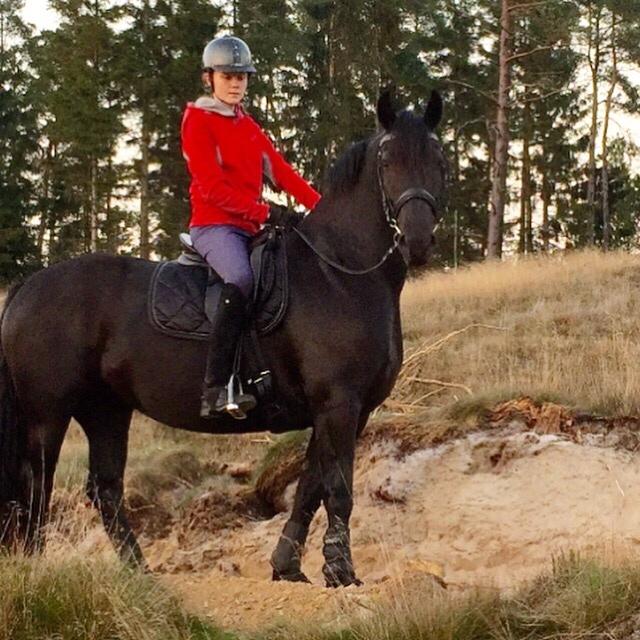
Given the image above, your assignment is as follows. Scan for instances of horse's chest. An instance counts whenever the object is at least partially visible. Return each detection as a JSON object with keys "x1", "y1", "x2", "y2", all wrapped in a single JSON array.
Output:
[{"x1": 361, "y1": 310, "x2": 403, "y2": 401}]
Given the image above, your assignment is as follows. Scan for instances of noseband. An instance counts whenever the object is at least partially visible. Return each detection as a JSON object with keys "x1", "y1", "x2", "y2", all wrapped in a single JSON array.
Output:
[{"x1": 292, "y1": 132, "x2": 442, "y2": 276}]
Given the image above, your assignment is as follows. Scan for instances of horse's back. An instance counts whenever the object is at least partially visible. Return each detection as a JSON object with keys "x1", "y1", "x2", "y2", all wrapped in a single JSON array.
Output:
[
  {"x1": 5, "y1": 253, "x2": 153, "y2": 330},
  {"x1": 1, "y1": 254, "x2": 156, "y2": 406},
  {"x1": 17, "y1": 251, "x2": 150, "y2": 298}
]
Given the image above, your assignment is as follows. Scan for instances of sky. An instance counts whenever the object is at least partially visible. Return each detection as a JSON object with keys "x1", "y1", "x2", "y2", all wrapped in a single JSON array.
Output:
[{"x1": 21, "y1": 0, "x2": 56, "y2": 30}]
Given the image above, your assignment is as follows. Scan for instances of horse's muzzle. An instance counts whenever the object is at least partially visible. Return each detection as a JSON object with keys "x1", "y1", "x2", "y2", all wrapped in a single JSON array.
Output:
[{"x1": 399, "y1": 234, "x2": 434, "y2": 267}]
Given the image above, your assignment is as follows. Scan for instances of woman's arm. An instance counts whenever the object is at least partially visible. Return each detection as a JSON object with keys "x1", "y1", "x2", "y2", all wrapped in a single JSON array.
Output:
[{"x1": 260, "y1": 131, "x2": 321, "y2": 211}]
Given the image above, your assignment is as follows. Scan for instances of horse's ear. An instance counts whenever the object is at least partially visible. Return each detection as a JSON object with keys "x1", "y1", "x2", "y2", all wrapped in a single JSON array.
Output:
[
  {"x1": 424, "y1": 90, "x2": 443, "y2": 130},
  {"x1": 377, "y1": 88, "x2": 396, "y2": 130}
]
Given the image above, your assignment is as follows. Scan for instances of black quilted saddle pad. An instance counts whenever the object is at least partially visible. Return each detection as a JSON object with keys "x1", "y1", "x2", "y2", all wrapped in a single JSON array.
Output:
[{"x1": 148, "y1": 237, "x2": 288, "y2": 340}]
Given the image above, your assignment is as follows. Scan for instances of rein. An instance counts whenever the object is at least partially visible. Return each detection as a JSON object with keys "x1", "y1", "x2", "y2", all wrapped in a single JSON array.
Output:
[{"x1": 292, "y1": 133, "x2": 440, "y2": 276}]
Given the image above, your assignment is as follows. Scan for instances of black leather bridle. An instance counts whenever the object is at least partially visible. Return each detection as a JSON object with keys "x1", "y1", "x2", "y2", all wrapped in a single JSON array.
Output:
[
  {"x1": 376, "y1": 131, "x2": 441, "y2": 228},
  {"x1": 292, "y1": 132, "x2": 442, "y2": 275}
]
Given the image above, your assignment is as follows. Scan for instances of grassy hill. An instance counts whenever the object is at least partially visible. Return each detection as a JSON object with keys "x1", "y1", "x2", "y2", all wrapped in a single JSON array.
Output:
[
  {"x1": 395, "y1": 249, "x2": 640, "y2": 418},
  {"x1": 5, "y1": 249, "x2": 640, "y2": 639}
]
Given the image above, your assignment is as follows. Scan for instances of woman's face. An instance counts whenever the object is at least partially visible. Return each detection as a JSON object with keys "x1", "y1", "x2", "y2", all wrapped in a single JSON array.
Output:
[{"x1": 210, "y1": 71, "x2": 248, "y2": 106}]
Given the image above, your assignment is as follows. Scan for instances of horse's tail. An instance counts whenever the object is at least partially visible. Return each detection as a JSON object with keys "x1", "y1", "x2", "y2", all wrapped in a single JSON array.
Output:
[{"x1": 0, "y1": 283, "x2": 25, "y2": 538}]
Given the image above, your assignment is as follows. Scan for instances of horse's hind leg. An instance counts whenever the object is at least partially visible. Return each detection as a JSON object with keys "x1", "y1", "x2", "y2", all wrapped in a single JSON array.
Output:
[
  {"x1": 271, "y1": 435, "x2": 324, "y2": 582},
  {"x1": 17, "y1": 415, "x2": 69, "y2": 552},
  {"x1": 75, "y1": 400, "x2": 146, "y2": 569}
]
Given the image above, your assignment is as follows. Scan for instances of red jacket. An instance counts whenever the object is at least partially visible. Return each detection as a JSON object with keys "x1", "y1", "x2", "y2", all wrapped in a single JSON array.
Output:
[{"x1": 181, "y1": 100, "x2": 321, "y2": 234}]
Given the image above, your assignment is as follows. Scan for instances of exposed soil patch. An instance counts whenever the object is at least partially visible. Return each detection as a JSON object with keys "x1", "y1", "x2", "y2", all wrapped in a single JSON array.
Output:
[
  {"x1": 144, "y1": 399, "x2": 640, "y2": 632},
  {"x1": 43, "y1": 399, "x2": 640, "y2": 633}
]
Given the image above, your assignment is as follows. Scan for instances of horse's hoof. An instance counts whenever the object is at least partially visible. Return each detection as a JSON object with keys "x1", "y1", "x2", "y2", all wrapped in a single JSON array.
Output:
[
  {"x1": 323, "y1": 564, "x2": 362, "y2": 588},
  {"x1": 324, "y1": 575, "x2": 363, "y2": 588},
  {"x1": 272, "y1": 569, "x2": 311, "y2": 583}
]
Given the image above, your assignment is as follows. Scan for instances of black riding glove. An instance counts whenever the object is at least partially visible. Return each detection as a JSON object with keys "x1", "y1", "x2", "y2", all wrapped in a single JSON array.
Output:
[{"x1": 267, "y1": 205, "x2": 305, "y2": 229}]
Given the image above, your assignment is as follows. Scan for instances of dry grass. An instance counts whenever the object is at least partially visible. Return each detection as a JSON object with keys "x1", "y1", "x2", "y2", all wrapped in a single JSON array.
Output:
[
  {"x1": 0, "y1": 554, "x2": 193, "y2": 640},
  {"x1": 392, "y1": 250, "x2": 640, "y2": 417},
  {"x1": 56, "y1": 413, "x2": 270, "y2": 499},
  {"x1": 51, "y1": 413, "x2": 275, "y2": 552},
  {"x1": 0, "y1": 495, "x2": 235, "y2": 640},
  {"x1": 256, "y1": 551, "x2": 640, "y2": 640}
]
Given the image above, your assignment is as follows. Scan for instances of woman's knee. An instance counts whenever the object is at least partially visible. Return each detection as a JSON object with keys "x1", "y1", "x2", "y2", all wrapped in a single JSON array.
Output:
[{"x1": 226, "y1": 268, "x2": 253, "y2": 299}]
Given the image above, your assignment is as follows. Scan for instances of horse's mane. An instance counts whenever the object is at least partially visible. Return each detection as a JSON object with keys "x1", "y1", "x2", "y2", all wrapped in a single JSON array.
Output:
[
  {"x1": 324, "y1": 110, "x2": 437, "y2": 196},
  {"x1": 325, "y1": 140, "x2": 369, "y2": 196}
]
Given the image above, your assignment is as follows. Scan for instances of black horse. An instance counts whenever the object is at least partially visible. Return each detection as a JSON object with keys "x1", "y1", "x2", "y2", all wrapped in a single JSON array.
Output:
[{"x1": 0, "y1": 91, "x2": 447, "y2": 587}]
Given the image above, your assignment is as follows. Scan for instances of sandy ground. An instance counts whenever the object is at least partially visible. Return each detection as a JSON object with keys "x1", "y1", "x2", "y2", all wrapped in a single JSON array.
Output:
[{"x1": 142, "y1": 423, "x2": 640, "y2": 632}]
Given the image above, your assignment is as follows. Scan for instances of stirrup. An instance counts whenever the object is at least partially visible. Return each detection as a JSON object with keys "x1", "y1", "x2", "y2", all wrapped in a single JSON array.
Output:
[{"x1": 223, "y1": 374, "x2": 256, "y2": 420}]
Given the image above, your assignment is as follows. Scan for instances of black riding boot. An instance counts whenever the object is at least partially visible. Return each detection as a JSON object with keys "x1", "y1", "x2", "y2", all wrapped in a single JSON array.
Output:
[{"x1": 200, "y1": 283, "x2": 256, "y2": 420}]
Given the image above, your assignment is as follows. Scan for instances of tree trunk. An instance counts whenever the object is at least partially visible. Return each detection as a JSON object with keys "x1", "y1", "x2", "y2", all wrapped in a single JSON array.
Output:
[
  {"x1": 36, "y1": 141, "x2": 53, "y2": 261},
  {"x1": 140, "y1": 111, "x2": 151, "y2": 259},
  {"x1": 601, "y1": 10, "x2": 618, "y2": 251},
  {"x1": 586, "y1": 2, "x2": 601, "y2": 245},
  {"x1": 48, "y1": 202, "x2": 57, "y2": 260},
  {"x1": 324, "y1": 7, "x2": 337, "y2": 177},
  {"x1": 487, "y1": 0, "x2": 513, "y2": 259},
  {"x1": 138, "y1": 0, "x2": 152, "y2": 259},
  {"x1": 541, "y1": 160, "x2": 551, "y2": 253},
  {"x1": 0, "y1": 7, "x2": 5, "y2": 67},
  {"x1": 601, "y1": 164, "x2": 610, "y2": 248},
  {"x1": 90, "y1": 157, "x2": 98, "y2": 253},
  {"x1": 519, "y1": 101, "x2": 533, "y2": 254},
  {"x1": 105, "y1": 152, "x2": 115, "y2": 253},
  {"x1": 453, "y1": 127, "x2": 461, "y2": 268}
]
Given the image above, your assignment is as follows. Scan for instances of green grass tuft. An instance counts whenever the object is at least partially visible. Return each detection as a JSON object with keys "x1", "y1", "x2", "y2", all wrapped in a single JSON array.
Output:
[
  {"x1": 253, "y1": 430, "x2": 311, "y2": 483},
  {"x1": 0, "y1": 554, "x2": 238, "y2": 640},
  {"x1": 253, "y1": 554, "x2": 640, "y2": 640}
]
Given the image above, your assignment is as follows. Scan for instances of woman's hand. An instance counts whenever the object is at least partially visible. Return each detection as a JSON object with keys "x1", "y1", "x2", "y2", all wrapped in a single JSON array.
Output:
[{"x1": 267, "y1": 204, "x2": 305, "y2": 229}]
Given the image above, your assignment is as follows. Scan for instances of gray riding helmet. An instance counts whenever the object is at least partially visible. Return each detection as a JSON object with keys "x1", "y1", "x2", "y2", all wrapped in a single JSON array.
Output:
[{"x1": 202, "y1": 36, "x2": 256, "y2": 73}]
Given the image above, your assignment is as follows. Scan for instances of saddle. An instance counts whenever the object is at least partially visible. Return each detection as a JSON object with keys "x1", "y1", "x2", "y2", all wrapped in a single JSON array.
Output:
[
  {"x1": 148, "y1": 228, "x2": 288, "y2": 341},
  {"x1": 147, "y1": 229, "x2": 289, "y2": 418}
]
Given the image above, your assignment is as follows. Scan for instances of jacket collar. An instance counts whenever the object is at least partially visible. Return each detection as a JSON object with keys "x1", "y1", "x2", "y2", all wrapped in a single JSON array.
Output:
[{"x1": 194, "y1": 95, "x2": 241, "y2": 118}]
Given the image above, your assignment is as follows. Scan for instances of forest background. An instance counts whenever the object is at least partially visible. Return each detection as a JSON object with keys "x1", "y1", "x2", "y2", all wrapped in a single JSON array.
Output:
[{"x1": 3, "y1": 0, "x2": 640, "y2": 283}]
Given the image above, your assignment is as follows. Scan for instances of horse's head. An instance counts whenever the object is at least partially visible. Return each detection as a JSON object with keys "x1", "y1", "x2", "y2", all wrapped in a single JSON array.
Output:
[{"x1": 376, "y1": 90, "x2": 447, "y2": 267}]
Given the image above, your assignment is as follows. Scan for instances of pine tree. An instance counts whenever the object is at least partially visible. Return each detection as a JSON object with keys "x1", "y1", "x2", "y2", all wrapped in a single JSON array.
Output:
[
  {"x1": 570, "y1": 0, "x2": 640, "y2": 248},
  {"x1": 511, "y1": 1, "x2": 580, "y2": 253},
  {"x1": 0, "y1": 0, "x2": 38, "y2": 281},
  {"x1": 291, "y1": 0, "x2": 400, "y2": 184},
  {"x1": 33, "y1": 0, "x2": 126, "y2": 258},
  {"x1": 148, "y1": 0, "x2": 221, "y2": 258},
  {"x1": 234, "y1": 0, "x2": 309, "y2": 203},
  {"x1": 120, "y1": 0, "x2": 174, "y2": 258},
  {"x1": 404, "y1": 0, "x2": 495, "y2": 266}
]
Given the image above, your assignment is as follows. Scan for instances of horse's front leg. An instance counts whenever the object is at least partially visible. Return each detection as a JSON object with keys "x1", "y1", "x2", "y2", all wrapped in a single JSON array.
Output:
[
  {"x1": 314, "y1": 393, "x2": 361, "y2": 588},
  {"x1": 271, "y1": 435, "x2": 324, "y2": 582}
]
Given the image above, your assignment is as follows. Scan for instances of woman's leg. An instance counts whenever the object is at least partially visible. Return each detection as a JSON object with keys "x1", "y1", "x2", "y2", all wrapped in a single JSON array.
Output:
[
  {"x1": 189, "y1": 224, "x2": 256, "y2": 418},
  {"x1": 190, "y1": 224, "x2": 253, "y2": 299}
]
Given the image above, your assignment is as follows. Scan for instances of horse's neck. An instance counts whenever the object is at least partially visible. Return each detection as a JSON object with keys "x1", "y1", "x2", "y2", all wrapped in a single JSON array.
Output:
[{"x1": 302, "y1": 169, "x2": 398, "y2": 273}]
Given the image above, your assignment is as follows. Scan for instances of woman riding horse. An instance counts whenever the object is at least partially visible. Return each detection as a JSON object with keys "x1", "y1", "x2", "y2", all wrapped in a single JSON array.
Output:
[
  {"x1": 0, "y1": 86, "x2": 447, "y2": 587},
  {"x1": 182, "y1": 35, "x2": 321, "y2": 419}
]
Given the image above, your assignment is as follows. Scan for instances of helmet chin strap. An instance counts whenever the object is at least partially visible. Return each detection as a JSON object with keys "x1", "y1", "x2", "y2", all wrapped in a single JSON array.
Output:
[{"x1": 208, "y1": 70, "x2": 215, "y2": 97}]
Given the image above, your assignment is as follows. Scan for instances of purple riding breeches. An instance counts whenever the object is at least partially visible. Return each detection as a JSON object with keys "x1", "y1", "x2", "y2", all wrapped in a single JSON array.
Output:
[{"x1": 190, "y1": 224, "x2": 254, "y2": 299}]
